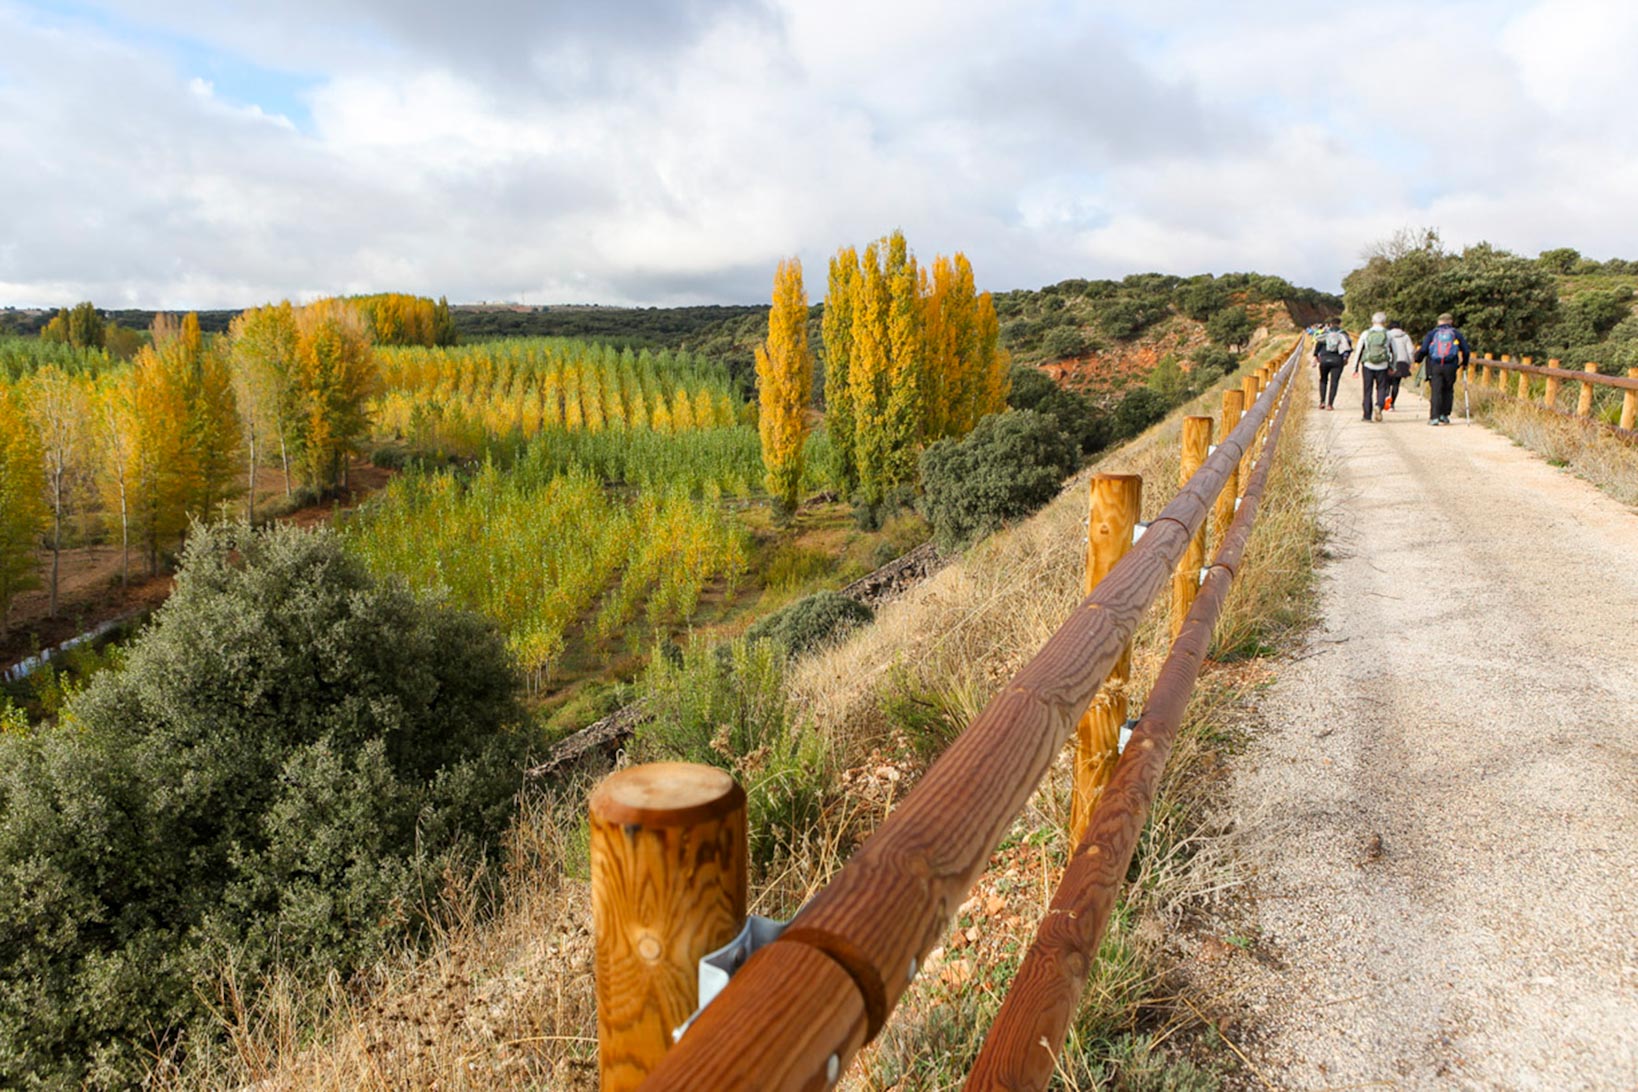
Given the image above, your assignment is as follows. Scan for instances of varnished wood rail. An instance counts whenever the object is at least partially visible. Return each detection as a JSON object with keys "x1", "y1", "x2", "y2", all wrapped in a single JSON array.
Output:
[
  {"x1": 634, "y1": 337, "x2": 1307, "y2": 1091},
  {"x1": 967, "y1": 343, "x2": 1300, "y2": 1090}
]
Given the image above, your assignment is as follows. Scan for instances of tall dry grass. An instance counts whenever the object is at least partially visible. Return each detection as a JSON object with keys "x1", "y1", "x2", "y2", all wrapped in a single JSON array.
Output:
[
  {"x1": 1468, "y1": 382, "x2": 1638, "y2": 507},
  {"x1": 150, "y1": 339, "x2": 1320, "y2": 1091}
]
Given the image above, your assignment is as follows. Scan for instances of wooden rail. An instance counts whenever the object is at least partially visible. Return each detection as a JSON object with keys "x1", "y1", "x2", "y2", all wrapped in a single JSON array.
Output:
[
  {"x1": 967, "y1": 343, "x2": 1300, "y2": 1090},
  {"x1": 621, "y1": 339, "x2": 1307, "y2": 1091},
  {"x1": 1469, "y1": 354, "x2": 1638, "y2": 441}
]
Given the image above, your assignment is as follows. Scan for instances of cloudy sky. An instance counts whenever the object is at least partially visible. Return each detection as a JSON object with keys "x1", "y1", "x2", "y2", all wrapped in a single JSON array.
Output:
[{"x1": 3, "y1": 0, "x2": 1635, "y2": 308}]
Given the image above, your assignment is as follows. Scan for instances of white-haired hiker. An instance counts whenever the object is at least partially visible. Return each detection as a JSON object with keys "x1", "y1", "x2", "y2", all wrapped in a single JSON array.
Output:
[{"x1": 1351, "y1": 311, "x2": 1393, "y2": 422}]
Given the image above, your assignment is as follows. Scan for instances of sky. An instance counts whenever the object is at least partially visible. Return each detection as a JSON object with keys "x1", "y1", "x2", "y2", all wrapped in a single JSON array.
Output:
[{"x1": 3, "y1": 0, "x2": 1636, "y2": 309}]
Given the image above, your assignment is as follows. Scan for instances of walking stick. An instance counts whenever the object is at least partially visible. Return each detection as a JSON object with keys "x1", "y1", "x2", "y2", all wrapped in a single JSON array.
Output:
[{"x1": 1463, "y1": 364, "x2": 1471, "y2": 423}]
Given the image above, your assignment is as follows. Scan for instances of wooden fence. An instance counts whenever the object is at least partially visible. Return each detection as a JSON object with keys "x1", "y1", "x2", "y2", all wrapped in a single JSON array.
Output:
[
  {"x1": 591, "y1": 338, "x2": 1307, "y2": 1091},
  {"x1": 1468, "y1": 353, "x2": 1638, "y2": 439}
]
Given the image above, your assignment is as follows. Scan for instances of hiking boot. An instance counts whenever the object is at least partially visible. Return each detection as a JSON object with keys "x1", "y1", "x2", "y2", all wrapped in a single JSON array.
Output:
[
  {"x1": 1440, "y1": 415, "x2": 1451, "y2": 424},
  {"x1": 1373, "y1": 407, "x2": 1383, "y2": 422},
  {"x1": 1429, "y1": 418, "x2": 1441, "y2": 426}
]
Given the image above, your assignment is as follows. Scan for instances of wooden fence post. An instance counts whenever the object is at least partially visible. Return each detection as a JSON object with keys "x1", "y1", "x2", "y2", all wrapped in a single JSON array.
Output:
[
  {"x1": 1239, "y1": 375, "x2": 1259, "y2": 496},
  {"x1": 592, "y1": 762, "x2": 748, "y2": 1092},
  {"x1": 1213, "y1": 390, "x2": 1244, "y2": 553},
  {"x1": 1071, "y1": 473, "x2": 1142, "y2": 843},
  {"x1": 1622, "y1": 368, "x2": 1638, "y2": 431},
  {"x1": 1172, "y1": 417, "x2": 1213, "y2": 639},
  {"x1": 1578, "y1": 362, "x2": 1599, "y2": 417},
  {"x1": 1544, "y1": 359, "x2": 1561, "y2": 411},
  {"x1": 1517, "y1": 357, "x2": 1532, "y2": 400}
]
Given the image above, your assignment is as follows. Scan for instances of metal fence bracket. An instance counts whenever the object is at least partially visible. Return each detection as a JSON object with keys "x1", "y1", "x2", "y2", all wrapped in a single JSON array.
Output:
[{"x1": 673, "y1": 914, "x2": 788, "y2": 1041}]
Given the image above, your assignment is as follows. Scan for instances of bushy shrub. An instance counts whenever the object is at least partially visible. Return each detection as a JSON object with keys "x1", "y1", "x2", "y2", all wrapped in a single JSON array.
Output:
[
  {"x1": 1206, "y1": 305, "x2": 1255, "y2": 348},
  {"x1": 1113, "y1": 387, "x2": 1168, "y2": 439},
  {"x1": 1192, "y1": 343, "x2": 1240, "y2": 375},
  {"x1": 634, "y1": 636, "x2": 830, "y2": 862},
  {"x1": 919, "y1": 410, "x2": 1080, "y2": 548},
  {"x1": 1042, "y1": 325, "x2": 1088, "y2": 359},
  {"x1": 745, "y1": 590, "x2": 873, "y2": 657},
  {"x1": 1007, "y1": 365, "x2": 1112, "y2": 455},
  {"x1": 0, "y1": 524, "x2": 530, "y2": 1088}
]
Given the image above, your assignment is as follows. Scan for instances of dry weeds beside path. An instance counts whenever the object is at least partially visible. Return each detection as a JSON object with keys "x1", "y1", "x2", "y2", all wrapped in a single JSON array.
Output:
[{"x1": 1224, "y1": 381, "x2": 1638, "y2": 1089}]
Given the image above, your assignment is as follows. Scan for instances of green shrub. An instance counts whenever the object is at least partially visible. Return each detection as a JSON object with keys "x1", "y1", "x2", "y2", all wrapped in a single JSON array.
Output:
[
  {"x1": 633, "y1": 636, "x2": 830, "y2": 862},
  {"x1": 0, "y1": 524, "x2": 530, "y2": 1088},
  {"x1": 919, "y1": 410, "x2": 1080, "y2": 549},
  {"x1": 1006, "y1": 365, "x2": 1111, "y2": 455},
  {"x1": 1042, "y1": 325, "x2": 1088, "y2": 359},
  {"x1": 1205, "y1": 305, "x2": 1254, "y2": 348},
  {"x1": 1191, "y1": 344, "x2": 1239, "y2": 375},
  {"x1": 745, "y1": 590, "x2": 873, "y2": 657},
  {"x1": 1113, "y1": 387, "x2": 1168, "y2": 439}
]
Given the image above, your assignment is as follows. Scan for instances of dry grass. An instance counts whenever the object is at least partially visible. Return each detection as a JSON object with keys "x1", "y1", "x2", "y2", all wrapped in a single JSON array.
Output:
[
  {"x1": 150, "y1": 337, "x2": 1320, "y2": 1091},
  {"x1": 1468, "y1": 382, "x2": 1638, "y2": 507}
]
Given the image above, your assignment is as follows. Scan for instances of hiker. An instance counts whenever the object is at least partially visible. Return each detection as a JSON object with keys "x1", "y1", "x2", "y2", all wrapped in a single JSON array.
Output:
[
  {"x1": 1414, "y1": 312, "x2": 1471, "y2": 425},
  {"x1": 1313, "y1": 318, "x2": 1350, "y2": 410},
  {"x1": 1385, "y1": 320, "x2": 1416, "y2": 410},
  {"x1": 1351, "y1": 312, "x2": 1393, "y2": 421}
]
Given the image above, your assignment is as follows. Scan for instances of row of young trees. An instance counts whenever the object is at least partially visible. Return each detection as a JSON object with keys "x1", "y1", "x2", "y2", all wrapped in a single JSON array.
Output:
[
  {"x1": 754, "y1": 232, "x2": 1009, "y2": 512},
  {"x1": 0, "y1": 301, "x2": 381, "y2": 628}
]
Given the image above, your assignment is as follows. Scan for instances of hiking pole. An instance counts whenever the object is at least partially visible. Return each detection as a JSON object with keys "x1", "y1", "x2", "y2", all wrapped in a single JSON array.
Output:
[{"x1": 1463, "y1": 364, "x2": 1471, "y2": 423}]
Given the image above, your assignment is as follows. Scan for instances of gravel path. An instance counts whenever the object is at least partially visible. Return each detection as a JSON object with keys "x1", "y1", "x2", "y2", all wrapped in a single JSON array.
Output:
[{"x1": 1225, "y1": 379, "x2": 1638, "y2": 1089}]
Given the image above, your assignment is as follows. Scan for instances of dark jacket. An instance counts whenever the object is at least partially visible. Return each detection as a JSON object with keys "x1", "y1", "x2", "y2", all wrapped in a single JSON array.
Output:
[{"x1": 1414, "y1": 324, "x2": 1470, "y2": 366}]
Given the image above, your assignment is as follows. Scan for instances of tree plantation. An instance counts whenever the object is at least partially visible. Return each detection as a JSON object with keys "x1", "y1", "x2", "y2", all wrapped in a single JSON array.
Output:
[{"x1": 0, "y1": 241, "x2": 1329, "y2": 1086}]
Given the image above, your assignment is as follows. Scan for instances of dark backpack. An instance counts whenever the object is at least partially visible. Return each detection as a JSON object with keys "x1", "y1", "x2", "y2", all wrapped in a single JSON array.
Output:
[
  {"x1": 1430, "y1": 326, "x2": 1459, "y2": 363},
  {"x1": 1361, "y1": 328, "x2": 1391, "y2": 365}
]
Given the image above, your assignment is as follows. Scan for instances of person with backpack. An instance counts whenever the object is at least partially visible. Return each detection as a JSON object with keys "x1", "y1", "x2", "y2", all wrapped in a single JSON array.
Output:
[
  {"x1": 1384, "y1": 320, "x2": 1416, "y2": 410},
  {"x1": 1313, "y1": 318, "x2": 1350, "y2": 410},
  {"x1": 1414, "y1": 313, "x2": 1471, "y2": 425},
  {"x1": 1352, "y1": 311, "x2": 1394, "y2": 421}
]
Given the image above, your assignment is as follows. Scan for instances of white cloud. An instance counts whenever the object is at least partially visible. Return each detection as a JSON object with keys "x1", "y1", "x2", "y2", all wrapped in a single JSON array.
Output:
[{"x1": 2, "y1": 0, "x2": 1638, "y2": 309}]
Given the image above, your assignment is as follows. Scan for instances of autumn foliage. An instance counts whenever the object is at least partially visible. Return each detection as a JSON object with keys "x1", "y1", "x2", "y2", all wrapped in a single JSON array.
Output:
[
  {"x1": 755, "y1": 258, "x2": 813, "y2": 513},
  {"x1": 823, "y1": 231, "x2": 1008, "y2": 507}
]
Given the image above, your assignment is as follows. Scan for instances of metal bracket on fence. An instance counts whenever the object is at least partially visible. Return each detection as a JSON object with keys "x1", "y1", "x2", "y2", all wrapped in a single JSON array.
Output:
[
  {"x1": 1233, "y1": 496, "x2": 1243, "y2": 511},
  {"x1": 674, "y1": 914, "x2": 789, "y2": 1042},
  {"x1": 1131, "y1": 521, "x2": 1151, "y2": 544},
  {"x1": 1117, "y1": 718, "x2": 1138, "y2": 753},
  {"x1": 1207, "y1": 444, "x2": 1218, "y2": 456},
  {"x1": 1198, "y1": 567, "x2": 1211, "y2": 586}
]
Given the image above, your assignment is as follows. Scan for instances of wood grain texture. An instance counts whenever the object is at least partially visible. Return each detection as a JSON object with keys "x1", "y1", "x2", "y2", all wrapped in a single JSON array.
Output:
[
  {"x1": 966, "y1": 347, "x2": 1300, "y2": 1092},
  {"x1": 1072, "y1": 474, "x2": 1142, "y2": 843},
  {"x1": 591, "y1": 763, "x2": 747, "y2": 1091},
  {"x1": 1213, "y1": 390, "x2": 1244, "y2": 555},
  {"x1": 640, "y1": 942, "x2": 868, "y2": 1092},
  {"x1": 1544, "y1": 359, "x2": 1561, "y2": 411},
  {"x1": 1579, "y1": 361, "x2": 1598, "y2": 417},
  {"x1": 1622, "y1": 369, "x2": 1637, "y2": 431},
  {"x1": 1171, "y1": 416, "x2": 1213, "y2": 641},
  {"x1": 649, "y1": 343, "x2": 1303, "y2": 1092}
]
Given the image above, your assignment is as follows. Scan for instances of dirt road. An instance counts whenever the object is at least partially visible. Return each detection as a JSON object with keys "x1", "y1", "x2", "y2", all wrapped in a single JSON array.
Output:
[{"x1": 1225, "y1": 381, "x2": 1638, "y2": 1088}]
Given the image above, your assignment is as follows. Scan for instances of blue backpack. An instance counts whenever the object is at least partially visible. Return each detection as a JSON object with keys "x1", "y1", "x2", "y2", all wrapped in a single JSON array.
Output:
[{"x1": 1430, "y1": 326, "x2": 1459, "y2": 363}]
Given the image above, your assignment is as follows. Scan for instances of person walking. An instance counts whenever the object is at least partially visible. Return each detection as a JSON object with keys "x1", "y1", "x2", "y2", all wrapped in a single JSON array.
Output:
[
  {"x1": 1313, "y1": 318, "x2": 1350, "y2": 410},
  {"x1": 1414, "y1": 312, "x2": 1471, "y2": 425},
  {"x1": 1384, "y1": 320, "x2": 1416, "y2": 410},
  {"x1": 1352, "y1": 311, "x2": 1393, "y2": 421}
]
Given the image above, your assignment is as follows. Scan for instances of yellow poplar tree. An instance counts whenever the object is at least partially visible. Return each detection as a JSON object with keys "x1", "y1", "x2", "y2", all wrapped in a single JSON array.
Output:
[
  {"x1": 822, "y1": 246, "x2": 861, "y2": 490},
  {"x1": 0, "y1": 383, "x2": 47, "y2": 630},
  {"x1": 849, "y1": 237, "x2": 894, "y2": 506},
  {"x1": 755, "y1": 258, "x2": 813, "y2": 513},
  {"x1": 293, "y1": 299, "x2": 376, "y2": 492},
  {"x1": 881, "y1": 231, "x2": 924, "y2": 492}
]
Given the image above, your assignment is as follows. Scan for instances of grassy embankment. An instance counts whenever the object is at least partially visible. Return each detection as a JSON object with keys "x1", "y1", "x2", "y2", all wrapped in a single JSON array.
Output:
[
  {"x1": 1463, "y1": 375, "x2": 1638, "y2": 508},
  {"x1": 150, "y1": 333, "x2": 1324, "y2": 1091}
]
